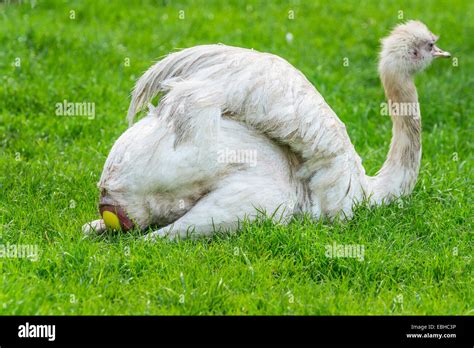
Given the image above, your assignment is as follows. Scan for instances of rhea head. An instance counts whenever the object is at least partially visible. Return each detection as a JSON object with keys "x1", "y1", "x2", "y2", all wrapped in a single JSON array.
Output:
[{"x1": 379, "y1": 20, "x2": 451, "y2": 78}]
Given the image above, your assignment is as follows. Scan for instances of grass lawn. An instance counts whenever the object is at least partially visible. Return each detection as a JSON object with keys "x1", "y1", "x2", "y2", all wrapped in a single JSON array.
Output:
[{"x1": 0, "y1": 0, "x2": 472, "y2": 315}]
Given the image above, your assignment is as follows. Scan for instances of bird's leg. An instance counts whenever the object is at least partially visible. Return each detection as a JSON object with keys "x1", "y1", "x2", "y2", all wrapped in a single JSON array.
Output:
[
  {"x1": 143, "y1": 216, "x2": 234, "y2": 241},
  {"x1": 143, "y1": 172, "x2": 295, "y2": 241},
  {"x1": 82, "y1": 219, "x2": 107, "y2": 235}
]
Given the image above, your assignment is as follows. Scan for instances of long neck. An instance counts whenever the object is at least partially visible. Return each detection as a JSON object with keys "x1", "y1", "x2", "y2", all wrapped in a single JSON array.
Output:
[{"x1": 368, "y1": 72, "x2": 422, "y2": 203}]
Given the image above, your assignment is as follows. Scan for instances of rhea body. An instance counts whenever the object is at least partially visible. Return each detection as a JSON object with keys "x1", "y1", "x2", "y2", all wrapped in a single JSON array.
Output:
[{"x1": 83, "y1": 21, "x2": 450, "y2": 239}]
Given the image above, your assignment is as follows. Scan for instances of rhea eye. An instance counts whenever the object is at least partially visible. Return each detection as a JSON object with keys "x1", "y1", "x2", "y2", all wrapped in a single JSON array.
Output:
[{"x1": 428, "y1": 42, "x2": 434, "y2": 49}]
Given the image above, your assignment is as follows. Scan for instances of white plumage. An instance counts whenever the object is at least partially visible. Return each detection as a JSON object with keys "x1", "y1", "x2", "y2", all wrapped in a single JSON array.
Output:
[{"x1": 83, "y1": 21, "x2": 450, "y2": 239}]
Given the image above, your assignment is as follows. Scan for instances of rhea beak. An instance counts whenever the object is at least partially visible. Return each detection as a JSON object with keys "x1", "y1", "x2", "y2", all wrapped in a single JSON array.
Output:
[{"x1": 432, "y1": 45, "x2": 451, "y2": 58}]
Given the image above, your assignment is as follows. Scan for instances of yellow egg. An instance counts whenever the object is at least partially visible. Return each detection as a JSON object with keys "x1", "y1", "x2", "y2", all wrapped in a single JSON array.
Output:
[{"x1": 102, "y1": 211, "x2": 121, "y2": 230}]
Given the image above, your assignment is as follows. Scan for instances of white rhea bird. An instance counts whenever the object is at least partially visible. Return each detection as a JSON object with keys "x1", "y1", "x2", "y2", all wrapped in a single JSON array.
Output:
[{"x1": 83, "y1": 20, "x2": 450, "y2": 240}]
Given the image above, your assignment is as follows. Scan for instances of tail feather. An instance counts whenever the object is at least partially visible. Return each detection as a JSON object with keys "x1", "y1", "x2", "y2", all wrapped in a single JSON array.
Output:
[
  {"x1": 155, "y1": 78, "x2": 225, "y2": 146},
  {"x1": 127, "y1": 44, "x2": 241, "y2": 126}
]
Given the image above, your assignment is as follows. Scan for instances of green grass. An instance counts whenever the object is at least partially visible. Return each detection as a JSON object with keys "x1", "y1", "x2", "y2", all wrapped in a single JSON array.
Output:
[{"x1": 0, "y1": 0, "x2": 472, "y2": 315}]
